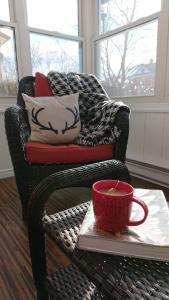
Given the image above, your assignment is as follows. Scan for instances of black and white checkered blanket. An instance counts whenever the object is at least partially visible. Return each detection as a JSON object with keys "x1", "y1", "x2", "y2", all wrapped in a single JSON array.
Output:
[{"x1": 47, "y1": 71, "x2": 130, "y2": 146}]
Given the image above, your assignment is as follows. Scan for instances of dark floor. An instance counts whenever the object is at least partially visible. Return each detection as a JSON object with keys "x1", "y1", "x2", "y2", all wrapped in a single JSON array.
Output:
[{"x1": 0, "y1": 176, "x2": 168, "y2": 299}]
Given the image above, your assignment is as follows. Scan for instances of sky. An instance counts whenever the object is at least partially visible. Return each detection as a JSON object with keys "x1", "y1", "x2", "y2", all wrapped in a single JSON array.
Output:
[
  {"x1": 26, "y1": 0, "x2": 78, "y2": 36},
  {"x1": 100, "y1": 0, "x2": 161, "y2": 33}
]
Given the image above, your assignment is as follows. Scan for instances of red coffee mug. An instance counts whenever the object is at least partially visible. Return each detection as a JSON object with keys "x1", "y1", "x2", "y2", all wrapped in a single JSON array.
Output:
[{"x1": 92, "y1": 180, "x2": 148, "y2": 233}]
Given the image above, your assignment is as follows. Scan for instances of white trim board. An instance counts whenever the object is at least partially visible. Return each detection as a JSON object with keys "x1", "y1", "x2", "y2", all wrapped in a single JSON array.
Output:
[
  {"x1": 127, "y1": 160, "x2": 169, "y2": 188},
  {"x1": 0, "y1": 168, "x2": 14, "y2": 179},
  {"x1": 128, "y1": 102, "x2": 169, "y2": 112}
]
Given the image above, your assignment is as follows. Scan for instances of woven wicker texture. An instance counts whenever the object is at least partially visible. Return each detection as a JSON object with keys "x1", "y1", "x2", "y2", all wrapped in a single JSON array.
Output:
[
  {"x1": 28, "y1": 160, "x2": 131, "y2": 299},
  {"x1": 43, "y1": 203, "x2": 169, "y2": 300},
  {"x1": 46, "y1": 264, "x2": 106, "y2": 300}
]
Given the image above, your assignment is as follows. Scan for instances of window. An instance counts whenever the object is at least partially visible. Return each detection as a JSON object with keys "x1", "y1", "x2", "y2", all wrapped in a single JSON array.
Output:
[
  {"x1": 26, "y1": 0, "x2": 82, "y2": 75},
  {"x1": 0, "y1": 27, "x2": 18, "y2": 96},
  {"x1": 95, "y1": 0, "x2": 161, "y2": 98},
  {"x1": 0, "y1": 1, "x2": 18, "y2": 97},
  {"x1": 30, "y1": 33, "x2": 81, "y2": 75},
  {"x1": 0, "y1": 0, "x2": 82, "y2": 98}
]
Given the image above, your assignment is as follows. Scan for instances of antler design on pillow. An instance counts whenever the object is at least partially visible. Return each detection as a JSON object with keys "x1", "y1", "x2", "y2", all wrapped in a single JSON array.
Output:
[
  {"x1": 31, "y1": 106, "x2": 79, "y2": 135},
  {"x1": 31, "y1": 108, "x2": 59, "y2": 134},
  {"x1": 62, "y1": 106, "x2": 80, "y2": 134}
]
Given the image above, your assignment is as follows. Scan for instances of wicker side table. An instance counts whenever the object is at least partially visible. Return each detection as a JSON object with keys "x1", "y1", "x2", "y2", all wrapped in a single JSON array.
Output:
[
  {"x1": 44, "y1": 202, "x2": 169, "y2": 300},
  {"x1": 28, "y1": 160, "x2": 169, "y2": 299}
]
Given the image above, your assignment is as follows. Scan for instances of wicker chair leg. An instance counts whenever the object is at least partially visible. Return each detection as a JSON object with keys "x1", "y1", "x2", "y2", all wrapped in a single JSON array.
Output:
[
  {"x1": 37, "y1": 288, "x2": 48, "y2": 300},
  {"x1": 28, "y1": 222, "x2": 48, "y2": 299},
  {"x1": 22, "y1": 205, "x2": 28, "y2": 223}
]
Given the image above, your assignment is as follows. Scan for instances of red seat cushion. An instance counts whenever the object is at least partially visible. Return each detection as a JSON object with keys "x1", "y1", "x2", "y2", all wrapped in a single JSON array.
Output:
[
  {"x1": 24, "y1": 142, "x2": 113, "y2": 164},
  {"x1": 35, "y1": 72, "x2": 53, "y2": 96}
]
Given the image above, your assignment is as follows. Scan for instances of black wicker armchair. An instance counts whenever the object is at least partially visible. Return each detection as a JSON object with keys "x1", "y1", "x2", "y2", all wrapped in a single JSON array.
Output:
[{"x1": 5, "y1": 74, "x2": 130, "y2": 221}]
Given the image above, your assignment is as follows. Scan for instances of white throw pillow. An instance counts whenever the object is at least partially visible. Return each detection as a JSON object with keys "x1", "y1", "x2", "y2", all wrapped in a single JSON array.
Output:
[{"x1": 22, "y1": 93, "x2": 81, "y2": 144}]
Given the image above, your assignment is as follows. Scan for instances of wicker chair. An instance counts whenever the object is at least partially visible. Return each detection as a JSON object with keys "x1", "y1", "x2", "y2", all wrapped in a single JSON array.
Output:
[{"x1": 5, "y1": 75, "x2": 129, "y2": 221}]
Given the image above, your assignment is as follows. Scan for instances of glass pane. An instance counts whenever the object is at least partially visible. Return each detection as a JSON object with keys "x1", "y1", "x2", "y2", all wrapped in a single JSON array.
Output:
[
  {"x1": 0, "y1": 27, "x2": 18, "y2": 96},
  {"x1": 99, "y1": 0, "x2": 161, "y2": 34},
  {"x1": 95, "y1": 21, "x2": 158, "y2": 97},
  {"x1": 30, "y1": 33, "x2": 81, "y2": 75},
  {"x1": 26, "y1": 0, "x2": 78, "y2": 36},
  {"x1": 0, "y1": 0, "x2": 10, "y2": 21}
]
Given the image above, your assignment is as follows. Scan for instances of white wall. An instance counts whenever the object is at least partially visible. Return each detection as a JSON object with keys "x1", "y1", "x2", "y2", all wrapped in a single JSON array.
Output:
[
  {"x1": 126, "y1": 103, "x2": 169, "y2": 186},
  {"x1": 0, "y1": 100, "x2": 15, "y2": 179},
  {"x1": 128, "y1": 113, "x2": 169, "y2": 168},
  {"x1": 0, "y1": 111, "x2": 13, "y2": 178}
]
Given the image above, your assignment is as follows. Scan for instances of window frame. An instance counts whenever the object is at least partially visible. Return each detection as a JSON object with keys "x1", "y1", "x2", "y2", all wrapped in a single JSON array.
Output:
[
  {"x1": 23, "y1": 0, "x2": 84, "y2": 75},
  {"x1": 93, "y1": 0, "x2": 169, "y2": 104},
  {"x1": 26, "y1": 0, "x2": 84, "y2": 74},
  {"x1": 28, "y1": 27, "x2": 84, "y2": 74}
]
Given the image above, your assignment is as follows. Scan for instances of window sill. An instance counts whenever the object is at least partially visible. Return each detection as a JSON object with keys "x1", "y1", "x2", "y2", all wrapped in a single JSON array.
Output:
[
  {"x1": 0, "y1": 98, "x2": 16, "y2": 113},
  {"x1": 126, "y1": 102, "x2": 169, "y2": 113}
]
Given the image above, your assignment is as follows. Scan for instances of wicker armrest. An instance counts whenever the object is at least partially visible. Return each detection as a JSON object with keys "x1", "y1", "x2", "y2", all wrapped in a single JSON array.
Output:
[
  {"x1": 28, "y1": 160, "x2": 130, "y2": 225},
  {"x1": 114, "y1": 110, "x2": 129, "y2": 134},
  {"x1": 4, "y1": 105, "x2": 31, "y2": 220},
  {"x1": 5, "y1": 104, "x2": 30, "y2": 152},
  {"x1": 113, "y1": 110, "x2": 130, "y2": 162}
]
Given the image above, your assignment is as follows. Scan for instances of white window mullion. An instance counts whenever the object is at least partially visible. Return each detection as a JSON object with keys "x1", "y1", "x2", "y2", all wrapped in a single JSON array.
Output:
[
  {"x1": 154, "y1": 0, "x2": 169, "y2": 102},
  {"x1": 161, "y1": 0, "x2": 169, "y2": 101},
  {"x1": 78, "y1": 0, "x2": 84, "y2": 72},
  {"x1": 29, "y1": 27, "x2": 83, "y2": 42},
  {"x1": 94, "y1": 12, "x2": 159, "y2": 42},
  {"x1": 13, "y1": 0, "x2": 32, "y2": 78},
  {"x1": 8, "y1": 0, "x2": 15, "y2": 22},
  {"x1": 81, "y1": 0, "x2": 96, "y2": 73}
]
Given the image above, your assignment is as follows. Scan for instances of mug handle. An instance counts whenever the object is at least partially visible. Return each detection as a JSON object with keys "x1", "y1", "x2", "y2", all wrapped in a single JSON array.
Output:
[{"x1": 128, "y1": 197, "x2": 149, "y2": 226}]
